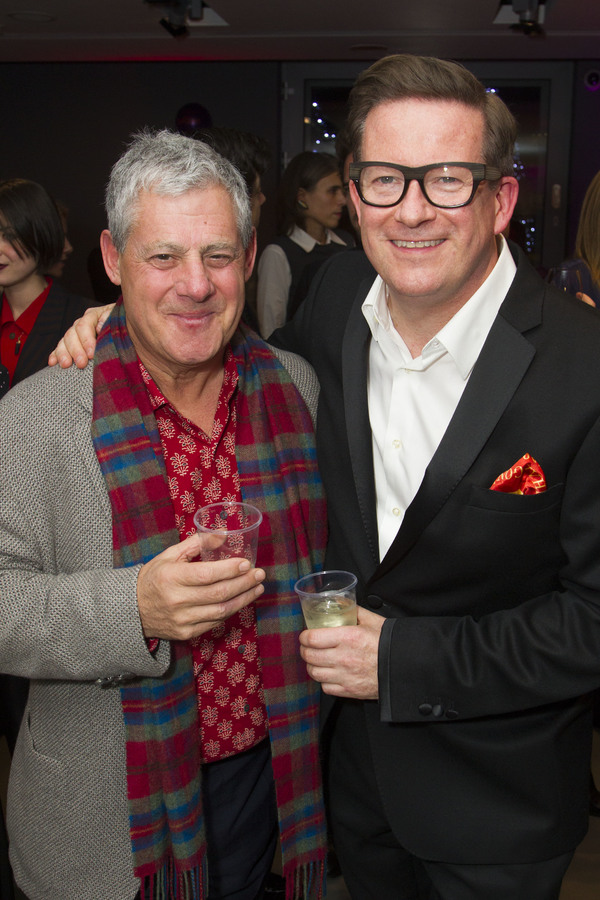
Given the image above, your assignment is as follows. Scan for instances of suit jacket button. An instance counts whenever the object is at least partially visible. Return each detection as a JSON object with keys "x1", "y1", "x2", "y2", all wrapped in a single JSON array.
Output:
[
  {"x1": 446, "y1": 709, "x2": 459, "y2": 720},
  {"x1": 367, "y1": 594, "x2": 383, "y2": 609},
  {"x1": 418, "y1": 703, "x2": 433, "y2": 716},
  {"x1": 432, "y1": 704, "x2": 444, "y2": 718}
]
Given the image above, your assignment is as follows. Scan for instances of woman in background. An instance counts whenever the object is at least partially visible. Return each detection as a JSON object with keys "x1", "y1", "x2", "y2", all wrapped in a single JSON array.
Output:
[
  {"x1": 0, "y1": 178, "x2": 90, "y2": 397},
  {"x1": 550, "y1": 170, "x2": 600, "y2": 307},
  {"x1": 257, "y1": 151, "x2": 352, "y2": 337}
]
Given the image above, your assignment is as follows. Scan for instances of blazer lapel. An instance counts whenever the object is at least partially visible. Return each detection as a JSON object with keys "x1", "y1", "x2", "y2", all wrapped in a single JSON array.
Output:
[
  {"x1": 342, "y1": 277, "x2": 380, "y2": 569},
  {"x1": 72, "y1": 364, "x2": 112, "y2": 516},
  {"x1": 376, "y1": 254, "x2": 542, "y2": 578},
  {"x1": 13, "y1": 283, "x2": 61, "y2": 383}
]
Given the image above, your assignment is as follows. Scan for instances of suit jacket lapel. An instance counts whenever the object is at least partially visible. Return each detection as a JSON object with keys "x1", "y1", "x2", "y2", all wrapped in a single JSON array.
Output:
[
  {"x1": 375, "y1": 248, "x2": 542, "y2": 579},
  {"x1": 342, "y1": 276, "x2": 380, "y2": 569},
  {"x1": 14, "y1": 282, "x2": 62, "y2": 383}
]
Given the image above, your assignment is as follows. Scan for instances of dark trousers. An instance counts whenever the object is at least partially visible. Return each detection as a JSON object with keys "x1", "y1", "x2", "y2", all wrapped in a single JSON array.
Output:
[
  {"x1": 136, "y1": 738, "x2": 278, "y2": 900},
  {"x1": 326, "y1": 701, "x2": 574, "y2": 900}
]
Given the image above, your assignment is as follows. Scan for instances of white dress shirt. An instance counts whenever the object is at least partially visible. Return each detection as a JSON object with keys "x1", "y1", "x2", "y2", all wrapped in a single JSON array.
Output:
[
  {"x1": 257, "y1": 225, "x2": 348, "y2": 338},
  {"x1": 362, "y1": 236, "x2": 517, "y2": 559}
]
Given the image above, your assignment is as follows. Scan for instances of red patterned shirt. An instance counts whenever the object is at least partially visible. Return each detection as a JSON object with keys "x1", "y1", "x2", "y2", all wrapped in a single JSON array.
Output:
[{"x1": 140, "y1": 350, "x2": 268, "y2": 763}]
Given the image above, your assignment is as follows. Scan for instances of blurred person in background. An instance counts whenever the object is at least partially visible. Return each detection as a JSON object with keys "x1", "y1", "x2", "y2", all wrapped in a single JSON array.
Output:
[
  {"x1": 46, "y1": 200, "x2": 74, "y2": 281},
  {"x1": 257, "y1": 151, "x2": 353, "y2": 337},
  {"x1": 549, "y1": 169, "x2": 600, "y2": 307},
  {"x1": 0, "y1": 179, "x2": 90, "y2": 397}
]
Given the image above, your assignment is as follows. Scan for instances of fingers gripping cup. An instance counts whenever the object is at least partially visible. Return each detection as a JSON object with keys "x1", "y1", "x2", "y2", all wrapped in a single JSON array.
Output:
[
  {"x1": 294, "y1": 570, "x2": 358, "y2": 628},
  {"x1": 193, "y1": 501, "x2": 263, "y2": 565}
]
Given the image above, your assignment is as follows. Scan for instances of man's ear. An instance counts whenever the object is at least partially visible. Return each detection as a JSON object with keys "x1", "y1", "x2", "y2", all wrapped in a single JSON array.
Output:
[
  {"x1": 100, "y1": 230, "x2": 121, "y2": 285},
  {"x1": 350, "y1": 181, "x2": 363, "y2": 227},
  {"x1": 493, "y1": 177, "x2": 519, "y2": 237},
  {"x1": 244, "y1": 228, "x2": 258, "y2": 282}
]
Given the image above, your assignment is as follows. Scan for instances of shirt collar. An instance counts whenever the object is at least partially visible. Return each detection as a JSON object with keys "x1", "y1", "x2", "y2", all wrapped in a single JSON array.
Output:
[
  {"x1": 138, "y1": 344, "x2": 238, "y2": 413},
  {"x1": 289, "y1": 224, "x2": 347, "y2": 252},
  {"x1": 362, "y1": 235, "x2": 516, "y2": 378}
]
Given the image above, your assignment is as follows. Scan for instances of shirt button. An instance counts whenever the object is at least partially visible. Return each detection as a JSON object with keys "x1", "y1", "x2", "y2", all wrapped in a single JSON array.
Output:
[
  {"x1": 392, "y1": 507, "x2": 401, "y2": 517},
  {"x1": 244, "y1": 703, "x2": 250, "y2": 713},
  {"x1": 392, "y1": 439, "x2": 402, "y2": 449},
  {"x1": 238, "y1": 645, "x2": 246, "y2": 654}
]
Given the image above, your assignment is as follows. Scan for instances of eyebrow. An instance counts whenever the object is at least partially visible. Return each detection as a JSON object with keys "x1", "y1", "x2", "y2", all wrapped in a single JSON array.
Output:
[{"x1": 139, "y1": 240, "x2": 241, "y2": 256}]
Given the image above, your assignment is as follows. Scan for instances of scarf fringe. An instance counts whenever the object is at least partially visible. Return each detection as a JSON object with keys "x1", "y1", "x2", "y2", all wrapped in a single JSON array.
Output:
[
  {"x1": 141, "y1": 859, "x2": 205, "y2": 900},
  {"x1": 286, "y1": 859, "x2": 327, "y2": 900}
]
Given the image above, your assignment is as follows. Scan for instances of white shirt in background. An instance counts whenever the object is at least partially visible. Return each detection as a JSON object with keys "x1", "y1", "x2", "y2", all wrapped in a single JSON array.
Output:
[{"x1": 257, "y1": 225, "x2": 348, "y2": 338}]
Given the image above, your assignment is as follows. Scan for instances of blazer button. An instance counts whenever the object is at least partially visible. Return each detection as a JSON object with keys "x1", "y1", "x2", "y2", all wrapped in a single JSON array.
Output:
[
  {"x1": 446, "y1": 709, "x2": 459, "y2": 720},
  {"x1": 432, "y1": 704, "x2": 444, "y2": 718},
  {"x1": 367, "y1": 594, "x2": 384, "y2": 609},
  {"x1": 418, "y1": 703, "x2": 433, "y2": 716}
]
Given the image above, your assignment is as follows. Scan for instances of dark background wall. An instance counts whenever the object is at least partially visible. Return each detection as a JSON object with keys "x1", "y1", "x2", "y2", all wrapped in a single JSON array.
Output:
[{"x1": 1, "y1": 61, "x2": 281, "y2": 299}]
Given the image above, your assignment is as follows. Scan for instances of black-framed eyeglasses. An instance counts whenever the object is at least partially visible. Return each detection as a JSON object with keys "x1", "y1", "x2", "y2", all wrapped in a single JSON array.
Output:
[{"x1": 348, "y1": 161, "x2": 503, "y2": 210}]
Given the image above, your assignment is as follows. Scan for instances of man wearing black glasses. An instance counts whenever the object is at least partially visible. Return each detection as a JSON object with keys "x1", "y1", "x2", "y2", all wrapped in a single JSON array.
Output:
[
  {"x1": 49, "y1": 54, "x2": 600, "y2": 900},
  {"x1": 274, "y1": 54, "x2": 600, "y2": 899}
]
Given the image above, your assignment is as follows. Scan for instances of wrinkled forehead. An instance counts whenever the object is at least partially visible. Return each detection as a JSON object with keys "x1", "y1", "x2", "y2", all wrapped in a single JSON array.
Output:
[{"x1": 127, "y1": 184, "x2": 241, "y2": 241}]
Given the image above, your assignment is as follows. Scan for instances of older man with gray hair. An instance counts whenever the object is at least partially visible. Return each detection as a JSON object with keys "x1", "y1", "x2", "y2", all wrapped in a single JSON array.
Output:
[{"x1": 0, "y1": 130, "x2": 327, "y2": 900}]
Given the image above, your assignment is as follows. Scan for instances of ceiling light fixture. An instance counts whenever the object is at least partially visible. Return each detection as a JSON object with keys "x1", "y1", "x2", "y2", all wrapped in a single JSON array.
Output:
[
  {"x1": 493, "y1": 0, "x2": 557, "y2": 36},
  {"x1": 145, "y1": 0, "x2": 205, "y2": 39}
]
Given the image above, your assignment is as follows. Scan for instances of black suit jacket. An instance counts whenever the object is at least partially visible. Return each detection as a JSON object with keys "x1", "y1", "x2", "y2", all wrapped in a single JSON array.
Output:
[
  {"x1": 8, "y1": 280, "x2": 92, "y2": 389},
  {"x1": 272, "y1": 242, "x2": 600, "y2": 864}
]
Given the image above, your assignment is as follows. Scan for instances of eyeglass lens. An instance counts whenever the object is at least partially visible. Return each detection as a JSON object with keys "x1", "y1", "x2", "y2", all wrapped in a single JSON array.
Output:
[{"x1": 359, "y1": 164, "x2": 476, "y2": 208}]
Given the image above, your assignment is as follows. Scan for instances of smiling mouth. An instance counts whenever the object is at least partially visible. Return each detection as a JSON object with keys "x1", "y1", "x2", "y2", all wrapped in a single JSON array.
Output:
[
  {"x1": 392, "y1": 239, "x2": 444, "y2": 249},
  {"x1": 171, "y1": 307, "x2": 215, "y2": 319}
]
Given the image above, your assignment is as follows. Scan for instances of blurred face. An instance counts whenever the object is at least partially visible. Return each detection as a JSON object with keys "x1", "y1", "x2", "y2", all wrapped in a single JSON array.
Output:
[
  {"x1": 0, "y1": 220, "x2": 39, "y2": 293},
  {"x1": 101, "y1": 185, "x2": 256, "y2": 385},
  {"x1": 249, "y1": 175, "x2": 266, "y2": 229},
  {"x1": 47, "y1": 234, "x2": 73, "y2": 279},
  {"x1": 299, "y1": 172, "x2": 345, "y2": 239},
  {"x1": 352, "y1": 98, "x2": 518, "y2": 322}
]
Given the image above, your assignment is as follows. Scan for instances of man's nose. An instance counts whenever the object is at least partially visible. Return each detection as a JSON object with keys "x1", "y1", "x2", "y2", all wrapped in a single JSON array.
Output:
[
  {"x1": 393, "y1": 178, "x2": 436, "y2": 225},
  {"x1": 178, "y1": 258, "x2": 215, "y2": 299}
]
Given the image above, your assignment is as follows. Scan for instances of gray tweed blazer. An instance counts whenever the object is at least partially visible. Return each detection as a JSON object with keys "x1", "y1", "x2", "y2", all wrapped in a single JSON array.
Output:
[{"x1": 0, "y1": 347, "x2": 319, "y2": 900}]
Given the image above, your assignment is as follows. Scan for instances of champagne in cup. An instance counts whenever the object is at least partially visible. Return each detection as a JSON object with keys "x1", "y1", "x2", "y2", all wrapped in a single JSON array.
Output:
[{"x1": 294, "y1": 570, "x2": 358, "y2": 628}]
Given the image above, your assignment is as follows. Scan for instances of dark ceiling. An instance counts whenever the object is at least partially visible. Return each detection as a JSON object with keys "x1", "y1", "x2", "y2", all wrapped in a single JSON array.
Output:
[{"x1": 1, "y1": 0, "x2": 600, "y2": 64}]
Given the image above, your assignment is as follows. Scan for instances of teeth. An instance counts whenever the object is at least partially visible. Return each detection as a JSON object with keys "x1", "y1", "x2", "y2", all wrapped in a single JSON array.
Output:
[{"x1": 393, "y1": 239, "x2": 443, "y2": 248}]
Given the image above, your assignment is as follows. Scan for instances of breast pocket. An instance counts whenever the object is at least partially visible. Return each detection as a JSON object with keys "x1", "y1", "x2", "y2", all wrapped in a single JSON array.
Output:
[
  {"x1": 460, "y1": 482, "x2": 565, "y2": 603},
  {"x1": 467, "y1": 481, "x2": 564, "y2": 514}
]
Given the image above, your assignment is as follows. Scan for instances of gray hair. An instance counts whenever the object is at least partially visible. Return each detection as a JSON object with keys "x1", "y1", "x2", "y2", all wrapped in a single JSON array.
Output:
[{"x1": 105, "y1": 129, "x2": 253, "y2": 252}]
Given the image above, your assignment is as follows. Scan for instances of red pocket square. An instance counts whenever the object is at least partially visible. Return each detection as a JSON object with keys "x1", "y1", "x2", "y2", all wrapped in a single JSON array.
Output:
[{"x1": 490, "y1": 453, "x2": 547, "y2": 495}]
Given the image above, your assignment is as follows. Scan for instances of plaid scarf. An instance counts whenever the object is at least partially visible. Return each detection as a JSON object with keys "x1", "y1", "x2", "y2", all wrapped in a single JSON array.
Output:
[{"x1": 91, "y1": 302, "x2": 327, "y2": 900}]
